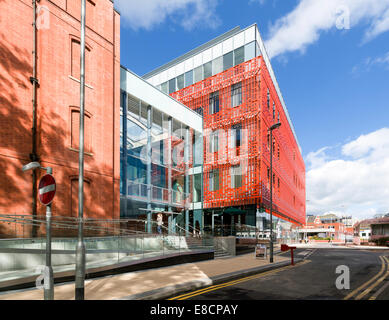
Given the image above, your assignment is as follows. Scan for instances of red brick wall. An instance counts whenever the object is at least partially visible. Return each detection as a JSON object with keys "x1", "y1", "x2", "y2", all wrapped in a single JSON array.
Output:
[{"x1": 0, "y1": 0, "x2": 120, "y2": 237}]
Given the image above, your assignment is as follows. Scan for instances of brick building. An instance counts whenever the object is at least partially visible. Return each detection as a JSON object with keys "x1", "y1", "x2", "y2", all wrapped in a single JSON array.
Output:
[{"x1": 0, "y1": 0, "x2": 120, "y2": 237}]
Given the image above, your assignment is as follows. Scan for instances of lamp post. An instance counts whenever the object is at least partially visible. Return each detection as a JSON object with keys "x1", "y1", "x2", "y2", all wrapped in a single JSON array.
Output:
[
  {"x1": 75, "y1": 0, "x2": 86, "y2": 300},
  {"x1": 269, "y1": 122, "x2": 281, "y2": 263}
]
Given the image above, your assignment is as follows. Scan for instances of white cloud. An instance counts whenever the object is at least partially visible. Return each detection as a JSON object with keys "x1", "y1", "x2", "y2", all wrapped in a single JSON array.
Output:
[
  {"x1": 352, "y1": 51, "x2": 389, "y2": 74},
  {"x1": 265, "y1": 0, "x2": 389, "y2": 59},
  {"x1": 115, "y1": 0, "x2": 220, "y2": 31},
  {"x1": 306, "y1": 128, "x2": 389, "y2": 220}
]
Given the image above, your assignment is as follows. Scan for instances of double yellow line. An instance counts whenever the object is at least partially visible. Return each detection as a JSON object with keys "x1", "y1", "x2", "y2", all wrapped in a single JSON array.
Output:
[
  {"x1": 169, "y1": 260, "x2": 310, "y2": 300},
  {"x1": 344, "y1": 255, "x2": 389, "y2": 300}
]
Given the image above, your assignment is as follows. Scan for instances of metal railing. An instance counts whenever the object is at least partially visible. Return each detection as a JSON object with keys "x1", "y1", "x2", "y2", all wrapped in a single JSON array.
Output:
[
  {"x1": 0, "y1": 215, "x2": 215, "y2": 277},
  {"x1": 126, "y1": 181, "x2": 190, "y2": 206}
]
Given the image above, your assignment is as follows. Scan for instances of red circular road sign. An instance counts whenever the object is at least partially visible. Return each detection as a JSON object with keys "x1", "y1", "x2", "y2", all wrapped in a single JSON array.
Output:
[{"x1": 38, "y1": 174, "x2": 56, "y2": 205}]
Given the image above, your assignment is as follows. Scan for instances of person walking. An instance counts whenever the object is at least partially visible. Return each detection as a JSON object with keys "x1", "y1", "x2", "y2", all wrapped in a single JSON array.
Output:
[{"x1": 157, "y1": 213, "x2": 163, "y2": 235}]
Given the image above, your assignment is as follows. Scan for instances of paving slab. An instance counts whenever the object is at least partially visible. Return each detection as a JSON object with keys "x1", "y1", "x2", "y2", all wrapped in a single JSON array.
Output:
[{"x1": 0, "y1": 253, "x2": 291, "y2": 300}]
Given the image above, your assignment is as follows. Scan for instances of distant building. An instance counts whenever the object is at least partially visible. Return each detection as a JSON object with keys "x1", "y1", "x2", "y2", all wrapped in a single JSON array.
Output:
[{"x1": 298, "y1": 213, "x2": 350, "y2": 243}]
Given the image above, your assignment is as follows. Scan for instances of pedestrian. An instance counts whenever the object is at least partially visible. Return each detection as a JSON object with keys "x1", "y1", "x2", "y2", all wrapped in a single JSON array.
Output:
[{"x1": 157, "y1": 213, "x2": 163, "y2": 235}]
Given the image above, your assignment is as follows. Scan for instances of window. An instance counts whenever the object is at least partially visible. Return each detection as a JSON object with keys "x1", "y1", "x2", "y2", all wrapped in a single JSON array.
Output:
[
  {"x1": 231, "y1": 123, "x2": 242, "y2": 151},
  {"x1": 273, "y1": 102, "x2": 275, "y2": 120},
  {"x1": 194, "y1": 107, "x2": 203, "y2": 116},
  {"x1": 267, "y1": 89, "x2": 270, "y2": 109},
  {"x1": 212, "y1": 56, "x2": 223, "y2": 75},
  {"x1": 185, "y1": 70, "x2": 193, "y2": 87},
  {"x1": 231, "y1": 82, "x2": 242, "y2": 107},
  {"x1": 203, "y1": 61, "x2": 212, "y2": 79},
  {"x1": 127, "y1": 94, "x2": 140, "y2": 120},
  {"x1": 209, "y1": 130, "x2": 219, "y2": 153},
  {"x1": 71, "y1": 38, "x2": 91, "y2": 83},
  {"x1": 71, "y1": 108, "x2": 92, "y2": 153},
  {"x1": 267, "y1": 167, "x2": 270, "y2": 182},
  {"x1": 161, "y1": 82, "x2": 168, "y2": 94},
  {"x1": 194, "y1": 66, "x2": 203, "y2": 82},
  {"x1": 209, "y1": 91, "x2": 219, "y2": 114},
  {"x1": 244, "y1": 41, "x2": 256, "y2": 62},
  {"x1": 234, "y1": 46, "x2": 245, "y2": 66},
  {"x1": 169, "y1": 78, "x2": 176, "y2": 94},
  {"x1": 277, "y1": 112, "x2": 280, "y2": 123},
  {"x1": 223, "y1": 51, "x2": 233, "y2": 71},
  {"x1": 209, "y1": 169, "x2": 219, "y2": 191},
  {"x1": 176, "y1": 74, "x2": 184, "y2": 90},
  {"x1": 231, "y1": 165, "x2": 242, "y2": 188},
  {"x1": 277, "y1": 146, "x2": 280, "y2": 160},
  {"x1": 267, "y1": 133, "x2": 270, "y2": 149},
  {"x1": 278, "y1": 177, "x2": 280, "y2": 189}
]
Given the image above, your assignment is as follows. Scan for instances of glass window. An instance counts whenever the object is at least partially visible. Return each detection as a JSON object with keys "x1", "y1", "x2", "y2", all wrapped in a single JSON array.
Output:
[
  {"x1": 194, "y1": 66, "x2": 203, "y2": 82},
  {"x1": 193, "y1": 173, "x2": 202, "y2": 203},
  {"x1": 231, "y1": 165, "x2": 242, "y2": 189},
  {"x1": 273, "y1": 102, "x2": 276, "y2": 120},
  {"x1": 209, "y1": 169, "x2": 219, "y2": 191},
  {"x1": 209, "y1": 131, "x2": 219, "y2": 153},
  {"x1": 169, "y1": 78, "x2": 176, "y2": 94},
  {"x1": 185, "y1": 70, "x2": 193, "y2": 87},
  {"x1": 127, "y1": 94, "x2": 140, "y2": 120},
  {"x1": 203, "y1": 61, "x2": 212, "y2": 79},
  {"x1": 193, "y1": 131, "x2": 203, "y2": 166},
  {"x1": 267, "y1": 89, "x2": 270, "y2": 109},
  {"x1": 231, "y1": 82, "x2": 242, "y2": 107},
  {"x1": 152, "y1": 108, "x2": 163, "y2": 134},
  {"x1": 140, "y1": 101, "x2": 148, "y2": 125},
  {"x1": 212, "y1": 56, "x2": 223, "y2": 75},
  {"x1": 223, "y1": 51, "x2": 233, "y2": 71},
  {"x1": 161, "y1": 82, "x2": 168, "y2": 94},
  {"x1": 177, "y1": 74, "x2": 184, "y2": 90},
  {"x1": 245, "y1": 41, "x2": 256, "y2": 62},
  {"x1": 234, "y1": 46, "x2": 244, "y2": 66},
  {"x1": 209, "y1": 91, "x2": 219, "y2": 115}
]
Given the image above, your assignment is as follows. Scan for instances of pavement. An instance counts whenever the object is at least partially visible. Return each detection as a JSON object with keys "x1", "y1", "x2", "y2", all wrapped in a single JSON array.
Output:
[{"x1": 0, "y1": 248, "x2": 298, "y2": 300}]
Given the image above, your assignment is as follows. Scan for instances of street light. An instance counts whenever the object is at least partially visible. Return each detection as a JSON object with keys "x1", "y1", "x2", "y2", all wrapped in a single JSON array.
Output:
[
  {"x1": 75, "y1": 0, "x2": 87, "y2": 301},
  {"x1": 269, "y1": 122, "x2": 281, "y2": 263},
  {"x1": 22, "y1": 162, "x2": 54, "y2": 300}
]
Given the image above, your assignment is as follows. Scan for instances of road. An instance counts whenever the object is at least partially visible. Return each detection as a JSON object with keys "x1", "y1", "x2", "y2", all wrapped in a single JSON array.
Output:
[{"x1": 169, "y1": 248, "x2": 389, "y2": 300}]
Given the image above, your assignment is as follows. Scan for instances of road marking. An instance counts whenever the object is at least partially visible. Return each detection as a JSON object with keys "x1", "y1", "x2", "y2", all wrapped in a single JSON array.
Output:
[
  {"x1": 357, "y1": 256, "x2": 389, "y2": 300},
  {"x1": 169, "y1": 260, "x2": 311, "y2": 300},
  {"x1": 343, "y1": 256, "x2": 386, "y2": 300}
]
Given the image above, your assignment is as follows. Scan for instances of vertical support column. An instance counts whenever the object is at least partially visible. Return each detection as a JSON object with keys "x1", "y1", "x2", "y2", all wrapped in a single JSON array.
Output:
[
  {"x1": 147, "y1": 105, "x2": 152, "y2": 233},
  {"x1": 185, "y1": 126, "x2": 190, "y2": 235},
  {"x1": 168, "y1": 117, "x2": 173, "y2": 234},
  {"x1": 122, "y1": 92, "x2": 128, "y2": 217}
]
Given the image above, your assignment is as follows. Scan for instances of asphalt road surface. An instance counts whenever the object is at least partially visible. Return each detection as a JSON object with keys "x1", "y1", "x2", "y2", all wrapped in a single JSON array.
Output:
[{"x1": 169, "y1": 248, "x2": 389, "y2": 300}]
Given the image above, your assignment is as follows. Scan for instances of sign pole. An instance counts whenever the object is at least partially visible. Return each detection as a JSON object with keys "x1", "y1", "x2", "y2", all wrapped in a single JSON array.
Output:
[{"x1": 44, "y1": 167, "x2": 54, "y2": 300}]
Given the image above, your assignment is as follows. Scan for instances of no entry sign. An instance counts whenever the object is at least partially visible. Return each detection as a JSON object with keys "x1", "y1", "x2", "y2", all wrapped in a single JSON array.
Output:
[{"x1": 38, "y1": 174, "x2": 56, "y2": 206}]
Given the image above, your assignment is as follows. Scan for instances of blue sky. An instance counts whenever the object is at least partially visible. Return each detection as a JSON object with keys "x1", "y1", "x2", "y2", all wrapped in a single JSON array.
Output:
[{"x1": 116, "y1": 0, "x2": 389, "y2": 219}]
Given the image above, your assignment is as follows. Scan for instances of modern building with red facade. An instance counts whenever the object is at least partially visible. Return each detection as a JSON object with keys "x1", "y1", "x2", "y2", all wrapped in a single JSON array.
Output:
[
  {"x1": 0, "y1": 0, "x2": 121, "y2": 237},
  {"x1": 144, "y1": 25, "x2": 306, "y2": 235}
]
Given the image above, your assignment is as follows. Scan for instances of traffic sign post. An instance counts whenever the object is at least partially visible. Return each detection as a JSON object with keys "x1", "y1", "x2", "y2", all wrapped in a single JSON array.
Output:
[{"x1": 38, "y1": 168, "x2": 56, "y2": 300}]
